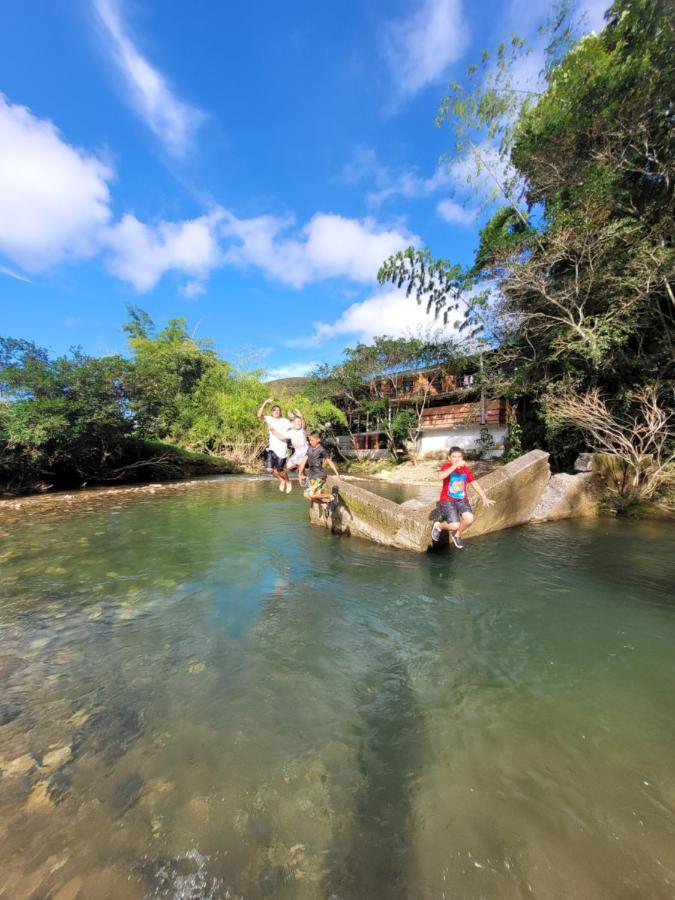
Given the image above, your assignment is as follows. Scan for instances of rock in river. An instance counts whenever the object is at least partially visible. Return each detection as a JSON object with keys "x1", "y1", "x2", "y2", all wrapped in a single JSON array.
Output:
[
  {"x1": 41, "y1": 746, "x2": 72, "y2": 772},
  {"x1": 0, "y1": 702, "x2": 21, "y2": 726}
]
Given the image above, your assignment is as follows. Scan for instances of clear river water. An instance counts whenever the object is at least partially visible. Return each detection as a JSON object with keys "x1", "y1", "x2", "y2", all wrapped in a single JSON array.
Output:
[{"x1": 1, "y1": 476, "x2": 674, "y2": 899}]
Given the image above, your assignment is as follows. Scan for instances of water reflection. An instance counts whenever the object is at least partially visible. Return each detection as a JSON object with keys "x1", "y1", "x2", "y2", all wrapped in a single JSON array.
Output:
[{"x1": 0, "y1": 478, "x2": 674, "y2": 898}]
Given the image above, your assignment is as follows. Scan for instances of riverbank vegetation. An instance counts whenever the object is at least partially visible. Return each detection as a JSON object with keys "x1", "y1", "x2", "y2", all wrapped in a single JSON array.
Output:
[
  {"x1": 378, "y1": 0, "x2": 674, "y2": 512},
  {"x1": 0, "y1": 312, "x2": 345, "y2": 495}
]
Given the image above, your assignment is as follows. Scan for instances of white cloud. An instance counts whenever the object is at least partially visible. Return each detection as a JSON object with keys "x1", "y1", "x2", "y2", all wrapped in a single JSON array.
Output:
[
  {"x1": 104, "y1": 209, "x2": 224, "y2": 292},
  {"x1": 94, "y1": 0, "x2": 204, "y2": 158},
  {"x1": 222, "y1": 212, "x2": 417, "y2": 288},
  {"x1": 436, "y1": 198, "x2": 477, "y2": 226},
  {"x1": 263, "y1": 361, "x2": 319, "y2": 382},
  {"x1": 289, "y1": 288, "x2": 457, "y2": 347},
  {"x1": 381, "y1": 0, "x2": 470, "y2": 101},
  {"x1": 180, "y1": 279, "x2": 207, "y2": 299},
  {"x1": 0, "y1": 93, "x2": 416, "y2": 296},
  {"x1": 0, "y1": 93, "x2": 113, "y2": 271}
]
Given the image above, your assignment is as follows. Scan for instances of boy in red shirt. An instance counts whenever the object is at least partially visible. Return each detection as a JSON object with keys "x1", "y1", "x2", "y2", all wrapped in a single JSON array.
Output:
[{"x1": 431, "y1": 446, "x2": 495, "y2": 549}]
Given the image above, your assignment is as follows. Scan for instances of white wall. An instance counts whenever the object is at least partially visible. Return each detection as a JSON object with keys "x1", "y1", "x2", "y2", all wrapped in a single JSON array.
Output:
[{"x1": 417, "y1": 425, "x2": 508, "y2": 458}]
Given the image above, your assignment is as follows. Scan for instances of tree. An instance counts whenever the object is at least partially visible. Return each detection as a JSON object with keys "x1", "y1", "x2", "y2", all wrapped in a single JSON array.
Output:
[
  {"x1": 0, "y1": 342, "x2": 135, "y2": 490},
  {"x1": 124, "y1": 307, "x2": 221, "y2": 439},
  {"x1": 379, "y1": 0, "x2": 675, "y2": 475},
  {"x1": 545, "y1": 383, "x2": 674, "y2": 508}
]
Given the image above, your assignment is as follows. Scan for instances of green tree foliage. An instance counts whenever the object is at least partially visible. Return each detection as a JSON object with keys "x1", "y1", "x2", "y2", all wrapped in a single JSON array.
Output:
[
  {"x1": 379, "y1": 0, "x2": 674, "y2": 473},
  {"x1": 0, "y1": 308, "x2": 349, "y2": 492},
  {"x1": 0, "y1": 340, "x2": 134, "y2": 490},
  {"x1": 124, "y1": 307, "x2": 222, "y2": 438}
]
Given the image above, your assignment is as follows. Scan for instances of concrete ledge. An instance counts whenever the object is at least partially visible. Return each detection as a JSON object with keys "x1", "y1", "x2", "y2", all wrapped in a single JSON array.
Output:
[{"x1": 310, "y1": 449, "x2": 552, "y2": 552}]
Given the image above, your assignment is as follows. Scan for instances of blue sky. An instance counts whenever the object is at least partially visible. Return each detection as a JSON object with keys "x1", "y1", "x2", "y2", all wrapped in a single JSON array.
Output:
[{"x1": 0, "y1": 0, "x2": 608, "y2": 379}]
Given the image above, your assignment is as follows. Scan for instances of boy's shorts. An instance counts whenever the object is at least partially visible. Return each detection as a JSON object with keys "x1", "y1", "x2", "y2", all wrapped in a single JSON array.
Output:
[
  {"x1": 439, "y1": 499, "x2": 472, "y2": 523},
  {"x1": 304, "y1": 477, "x2": 326, "y2": 497},
  {"x1": 265, "y1": 449, "x2": 287, "y2": 471}
]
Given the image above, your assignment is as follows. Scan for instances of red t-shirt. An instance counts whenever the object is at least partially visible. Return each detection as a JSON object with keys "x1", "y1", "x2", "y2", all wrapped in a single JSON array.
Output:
[{"x1": 439, "y1": 463, "x2": 475, "y2": 502}]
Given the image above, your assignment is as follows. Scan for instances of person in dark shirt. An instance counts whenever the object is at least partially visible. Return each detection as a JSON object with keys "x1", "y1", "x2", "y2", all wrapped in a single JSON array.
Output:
[
  {"x1": 298, "y1": 431, "x2": 340, "y2": 517},
  {"x1": 431, "y1": 446, "x2": 495, "y2": 549}
]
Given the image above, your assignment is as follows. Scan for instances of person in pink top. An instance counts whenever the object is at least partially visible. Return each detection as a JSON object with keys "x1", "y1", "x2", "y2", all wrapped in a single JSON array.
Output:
[{"x1": 431, "y1": 446, "x2": 495, "y2": 549}]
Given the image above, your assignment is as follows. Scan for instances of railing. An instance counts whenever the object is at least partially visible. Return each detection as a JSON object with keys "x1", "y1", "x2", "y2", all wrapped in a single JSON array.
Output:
[{"x1": 420, "y1": 398, "x2": 507, "y2": 429}]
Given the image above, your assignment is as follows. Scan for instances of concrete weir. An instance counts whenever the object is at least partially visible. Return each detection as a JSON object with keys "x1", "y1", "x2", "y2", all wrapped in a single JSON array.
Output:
[{"x1": 309, "y1": 450, "x2": 601, "y2": 552}]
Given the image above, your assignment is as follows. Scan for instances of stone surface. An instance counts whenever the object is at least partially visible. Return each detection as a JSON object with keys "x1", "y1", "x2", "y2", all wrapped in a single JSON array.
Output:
[
  {"x1": 399, "y1": 498, "x2": 425, "y2": 510},
  {"x1": 41, "y1": 746, "x2": 72, "y2": 772},
  {"x1": 3, "y1": 753, "x2": 37, "y2": 778},
  {"x1": 574, "y1": 452, "x2": 595, "y2": 472},
  {"x1": 0, "y1": 701, "x2": 21, "y2": 726},
  {"x1": 26, "y1": 780, "x2": 54, "y2": 812},
  {"x1": 530, "y1": 472, "x2": 601, "y2": 523},
  {"x1": 310, "y1": 450, "x2": 552, "y2": 551}
]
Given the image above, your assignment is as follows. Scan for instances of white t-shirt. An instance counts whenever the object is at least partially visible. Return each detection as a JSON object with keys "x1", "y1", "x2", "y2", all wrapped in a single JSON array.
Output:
[
  {"x1": 289, "y1": 427, "x2": 308, "y2": 452},
  {"x1": 264, "y1": 415, "x2": 291, "y2": 458}
]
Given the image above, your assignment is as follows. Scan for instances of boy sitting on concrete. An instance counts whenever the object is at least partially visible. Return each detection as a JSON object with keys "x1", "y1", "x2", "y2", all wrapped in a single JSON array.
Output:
[
  {"x1": 298, "y1": 431, "x2": 340, "y2": 517},
  {"x1": 431, "y1": 446, "x2": 495, "y2": 549}
]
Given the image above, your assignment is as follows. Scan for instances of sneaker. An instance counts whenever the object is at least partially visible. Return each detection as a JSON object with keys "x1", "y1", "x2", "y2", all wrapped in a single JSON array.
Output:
[
  {"x1": 431, "y1": 522, "x2": 442, "y2": 542},
  {"x1": 451, "y1": 533, "x2": 465, "y2": 549}
]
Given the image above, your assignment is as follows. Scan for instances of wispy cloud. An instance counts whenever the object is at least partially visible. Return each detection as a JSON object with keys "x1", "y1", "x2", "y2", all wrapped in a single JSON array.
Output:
[
  {"x1": 94, "y1": 0, "x2": 204, "y2": 158},
  {"x1": 263, "y1": 361, "x2": 319, "y2": 382},
  {"x1": 436, "y1": 198, "x2": 477, "y2": 226},
  {"x1": 380, "y1": 0, "x2": 470, "y2": 102},
  {"x1": 0, "y1": 264, "x2": 32, "y2": 284},
  {"x1": 340, "y1": 146, "x2": 452, "y2": 207}
]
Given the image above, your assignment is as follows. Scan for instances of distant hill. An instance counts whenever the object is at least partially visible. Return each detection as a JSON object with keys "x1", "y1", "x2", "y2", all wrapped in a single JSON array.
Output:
[{"x1": 263, "y1": 376, "x2": 311, "y2": 394}]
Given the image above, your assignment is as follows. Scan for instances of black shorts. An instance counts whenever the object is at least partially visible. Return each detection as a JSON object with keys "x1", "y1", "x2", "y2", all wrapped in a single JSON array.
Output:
[
  {"x1": 265, "y1": 449, "x2": 287, "y2": 471},
  {"x1": 439, "y1": 499, "x2": 472, "y2": 523}
]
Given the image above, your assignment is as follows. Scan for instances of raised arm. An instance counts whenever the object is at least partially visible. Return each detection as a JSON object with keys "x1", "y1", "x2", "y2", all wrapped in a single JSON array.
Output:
[
  {"x1": 257, "y1": 397, "x2": 272, "y2": 420},
  {"x1": 437, "y1": 463, "x2": 458, "y2": 480},
  {"x1": 295, "y1": 408, "x2": 306, "y2": 430}
]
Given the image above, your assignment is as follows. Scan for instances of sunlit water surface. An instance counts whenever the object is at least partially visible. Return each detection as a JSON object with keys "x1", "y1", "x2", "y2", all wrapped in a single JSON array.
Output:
[{"x1": 1, "y1": 477, "x2": 674, "y2": 899}]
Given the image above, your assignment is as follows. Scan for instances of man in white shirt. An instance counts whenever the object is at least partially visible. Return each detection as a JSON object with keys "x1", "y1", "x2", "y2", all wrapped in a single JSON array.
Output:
[{"x1": 257, "y1": 398, "x2": 292, "y2": 492}]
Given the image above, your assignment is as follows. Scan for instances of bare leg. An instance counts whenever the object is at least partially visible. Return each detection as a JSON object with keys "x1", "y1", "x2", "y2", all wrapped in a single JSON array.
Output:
[{"x1": 457, "y1": 512, "x2": 474, "y2": 537}]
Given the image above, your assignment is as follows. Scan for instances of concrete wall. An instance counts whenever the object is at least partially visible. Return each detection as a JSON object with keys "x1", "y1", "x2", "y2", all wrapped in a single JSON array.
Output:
[
  {"x1": 310, "y1": 449, "x2": 553, "y2": 552},
  {"x1": 417, "y1": 424, "x2": 508, "y2": 458}
]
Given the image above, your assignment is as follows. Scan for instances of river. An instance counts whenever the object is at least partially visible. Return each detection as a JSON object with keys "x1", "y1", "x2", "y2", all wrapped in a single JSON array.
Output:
[{"x1": 1, "y1": 476, "x2": 674, "y2": 898}]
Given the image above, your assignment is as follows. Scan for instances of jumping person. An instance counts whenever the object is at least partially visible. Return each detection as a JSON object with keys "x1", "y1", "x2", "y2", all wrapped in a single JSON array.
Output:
[
  {"x1": 431, "y1": 446, "x2": 495, "y2": 549},
  {"x1": 257, "y1": 398, "x2": 292, "y2": 492},
  {"x1": 298, "y1": 431, "x2": 340, "y2": 516},
  {"x1": 287, "y1": 409, "x2": 309, "y2": 480}
]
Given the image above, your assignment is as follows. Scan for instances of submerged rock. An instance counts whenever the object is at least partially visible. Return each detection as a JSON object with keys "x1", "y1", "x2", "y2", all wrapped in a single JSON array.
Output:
[
  {"x1": 41, "y1": 746, "x2": 72, "y2": 772},
  {"x1": 0, "y1": 655, "x2": 27, "y2": 679},
  {"x1": 0, "y1": 702, "x2": 21, "y2": 726},
  {"x1": 26, "y1": 780, "x2": 55, "y2": 813},
  {"x1": 2, "y1": 753, "x2": 37, "y2": 778}
]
